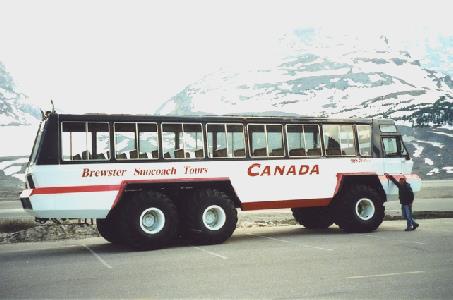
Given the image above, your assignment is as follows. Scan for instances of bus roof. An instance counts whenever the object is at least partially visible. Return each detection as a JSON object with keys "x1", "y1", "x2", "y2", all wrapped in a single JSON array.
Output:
[{"x1": 54, "y1": 113, "x2": 393, "y2": 125}]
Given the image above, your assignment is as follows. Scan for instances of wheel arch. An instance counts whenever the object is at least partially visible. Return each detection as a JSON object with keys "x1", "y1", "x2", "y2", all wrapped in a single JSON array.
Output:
[
  {"x1": 112, "y1": 178, "x2": 242, "y2": 209},
  {"x1": 332, "y1": 173, "x2": 387, "y2": 205}
]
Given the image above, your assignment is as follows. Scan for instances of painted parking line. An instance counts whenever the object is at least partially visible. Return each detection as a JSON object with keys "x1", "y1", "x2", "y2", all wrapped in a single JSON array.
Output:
[
  {"x1": 81, "y1": 244, "x2": 113, "y2": 269},
  {"x1": 248, "y1": 233, "x2": 334, "y2": 251},
  {"x1": 347, "y1": 270, "x2": 425, "y2": 279},
  {"x1": 362, "y1": 234, "x2": 425, "y2": 245},
  {"x1": 192, "y1": 246, "x2": 228, "y2": 260}
]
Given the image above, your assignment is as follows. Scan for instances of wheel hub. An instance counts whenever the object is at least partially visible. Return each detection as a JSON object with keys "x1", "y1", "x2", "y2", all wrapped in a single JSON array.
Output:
[
  {"x1": 355, "y1": 198, "x2": 375, "y2": 221},
  {"x1": 140, "y1": 208, "x2": 165, "y2": 234},
  {"x1": 202, "y1": 205, "x2": 226, "y2": 231}
]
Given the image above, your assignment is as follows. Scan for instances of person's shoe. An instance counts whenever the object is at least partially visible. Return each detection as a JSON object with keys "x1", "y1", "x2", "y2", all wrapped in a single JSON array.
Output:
[
  {"x1": 413, "y1": 223, "x2": 419, "y2": 230},
  {"x1": 405, "y1": 227, "x2": 412, "y2": 231}
]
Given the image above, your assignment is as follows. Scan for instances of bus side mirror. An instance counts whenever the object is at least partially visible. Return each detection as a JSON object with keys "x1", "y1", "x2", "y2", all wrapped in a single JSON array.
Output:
[{"x1": 405, "y1": 153, "x2": 410, "y2": 160}]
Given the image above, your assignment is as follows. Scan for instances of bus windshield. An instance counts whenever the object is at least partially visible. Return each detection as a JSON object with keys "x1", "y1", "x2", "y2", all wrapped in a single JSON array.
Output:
[{"x1": 28, "y1": 120, "x2": 46, "y2": 165}]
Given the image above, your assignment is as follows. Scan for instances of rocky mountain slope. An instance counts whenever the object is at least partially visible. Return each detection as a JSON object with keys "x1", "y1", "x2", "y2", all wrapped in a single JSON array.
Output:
[
  {"x1": 157, "y1": 33, "x2": 453, "y2": 178},
  {"x1": 157, "y1": 35, "x2": 452, "y2": 123},
  {"x1": 0, "y1": 63, "x2": 40, "y2": 126}
]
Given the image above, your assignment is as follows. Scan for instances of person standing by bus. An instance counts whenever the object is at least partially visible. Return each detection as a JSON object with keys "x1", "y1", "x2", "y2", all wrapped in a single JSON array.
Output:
[{"x1": 385, "y1": 174, "x2": 419, "y2": 231}]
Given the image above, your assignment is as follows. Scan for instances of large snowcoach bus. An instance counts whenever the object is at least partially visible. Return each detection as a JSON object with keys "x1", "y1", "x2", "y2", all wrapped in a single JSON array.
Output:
[{"x1": 20, "y1": 113, "x2": 421, "y2": 249}]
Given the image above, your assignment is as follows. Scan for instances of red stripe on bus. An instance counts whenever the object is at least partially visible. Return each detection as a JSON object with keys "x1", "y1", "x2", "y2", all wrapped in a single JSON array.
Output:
[
  {"x1": 241, "y1": 198, "x2": 331, "y2": 211},
  {"x1": 30, "y1": 177, "x2": 232, "y2": 198},
  {"x1": 31, "y1": 185, "x2": 121, "y2": 195}
]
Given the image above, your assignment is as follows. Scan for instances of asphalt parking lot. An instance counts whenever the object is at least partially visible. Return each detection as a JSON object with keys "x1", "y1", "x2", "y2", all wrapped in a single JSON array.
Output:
[{"x1": 1, "y1": 219, "x2": 452, "y2": 299}]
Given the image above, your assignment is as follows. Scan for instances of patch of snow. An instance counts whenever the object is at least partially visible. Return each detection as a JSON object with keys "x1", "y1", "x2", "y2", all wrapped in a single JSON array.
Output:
[
  {"x1": 0, "y1": 161, "x2": 15, "y2": 171},
  {"x1": 443, "y1": 167, "x2": 453, "y2": 174},
  {"x1": 3, "y1": 165, "x2": 22, "y2": 176},
  {"x1": 13, "y1": 157, "x2": 29, "y2": 164},
  {"x1": 426, "y1": 168, "x2": 439, "y2": 176},
  {"x1": 412, "y1": 143, "x2": 423, "y2": 158},
  {"x1": 432, "y1": 131, "x2": 453, "y2": 138},
  {"x1": 368, "y1": 74, "x2": 382, "y2": 83},
  {"x1": 12, "y1": 173, "x2": 25, "y2": 182},
  {"x1": 402, "y1": 135, "x2": 415, "y2": 142},
  {"x1": 396, "y1": 120, "x2": 413, "y2": 127},
  {"x1": 424, "y1": 158, "x2": 433, "y2": 166},
  {"x1": 439, "y1": 124, "x2": 453, "y2": 131},
  {"x1": 415, "y1": 140, "x2": 444, "y2": 149}
]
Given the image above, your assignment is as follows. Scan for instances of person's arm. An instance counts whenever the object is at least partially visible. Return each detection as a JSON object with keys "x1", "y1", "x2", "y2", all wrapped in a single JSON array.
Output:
[{"x1": 385, "y1": 173, "x2": 400, "y2": 187}]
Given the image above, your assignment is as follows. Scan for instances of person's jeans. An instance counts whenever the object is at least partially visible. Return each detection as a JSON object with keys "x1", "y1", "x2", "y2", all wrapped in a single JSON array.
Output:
[{"x1": 402, "y1": 204, "x2": 416, "y2": 228}]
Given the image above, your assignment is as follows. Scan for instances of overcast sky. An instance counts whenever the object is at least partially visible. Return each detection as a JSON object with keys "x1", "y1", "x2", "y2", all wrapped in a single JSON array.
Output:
[{"x1": 1, "y1": 0, "x2": 451, "y2": 114}]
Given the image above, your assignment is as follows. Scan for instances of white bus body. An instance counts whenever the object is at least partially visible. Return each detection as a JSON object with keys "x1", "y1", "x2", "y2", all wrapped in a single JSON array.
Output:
[{"x1": 20, "y1": 113, "x2": 421, "y2": 249}]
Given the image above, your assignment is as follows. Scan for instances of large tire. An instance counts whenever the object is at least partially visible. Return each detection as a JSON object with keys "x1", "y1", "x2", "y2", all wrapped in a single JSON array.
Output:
[
  {"x1": 183, "y1": 189, "x2": 237, "y2": 245},
  {"x1": 96, "y1": 209, "x2": 123, "y2": 244},
  {"x1": 334, "y1": 185, "x2": 385, "y2": 233},
  {"x1": 118, "y1": 191, "x2": 179, "y2": 250},
  {"x1": 291, "y1": 207, "x2": 334, "y2": 229}
]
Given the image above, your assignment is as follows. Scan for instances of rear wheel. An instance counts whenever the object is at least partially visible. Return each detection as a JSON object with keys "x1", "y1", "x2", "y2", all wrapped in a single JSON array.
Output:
[
  {"x1": 183, "y1": 189, "x2": 237, "y2": 245},
  {"x1": 118, "y1": 191, "x2": 179, "y2": 250},
  {"x1": 96, "y1": 210, "x2": 123, "y2": 244},
  {"x1": 334, "y1": 185, "x2": 385, "y2": 233},
  {"x1": 291, "y1": 207, "x2": 334, "y2": 229}
]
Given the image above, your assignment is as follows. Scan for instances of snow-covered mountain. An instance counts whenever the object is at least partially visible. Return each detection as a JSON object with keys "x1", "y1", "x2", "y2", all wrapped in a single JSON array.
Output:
[
  {"x1": 158, "y1": 34, "x2": 453, "y2": 123},
  {"x1": 157, "y1": 32, "x2": 453, "y2": 179},
  {"x1": 0, "y1": 63, "x2": 41, "y2": 126}
]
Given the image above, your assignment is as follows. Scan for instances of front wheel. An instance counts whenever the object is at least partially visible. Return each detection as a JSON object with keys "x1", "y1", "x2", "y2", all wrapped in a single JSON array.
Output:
[
  {"x1": 118, "y1": 191, "x2": 179, "y2": 250},
  {"x1": 334, "y1": 185, "x2": 385, "y2": 233},
  {"x1": 183, "y1": 189, "x2": 237, "y2": 245}
]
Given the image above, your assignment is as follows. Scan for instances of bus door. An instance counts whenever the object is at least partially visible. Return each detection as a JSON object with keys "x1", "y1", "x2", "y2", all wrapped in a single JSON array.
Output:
[
  {"x1": 381, "y1": 135, "x2": 406, "y2": 197},
  {"x1": 381, "y1": 135, "x2": 409, "y2": 173}
]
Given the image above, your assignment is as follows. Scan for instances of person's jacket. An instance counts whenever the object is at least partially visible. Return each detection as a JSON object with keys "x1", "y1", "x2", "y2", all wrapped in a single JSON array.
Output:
[{"x1": 388, "y1": 175, "x2": 414, "y2": 205}]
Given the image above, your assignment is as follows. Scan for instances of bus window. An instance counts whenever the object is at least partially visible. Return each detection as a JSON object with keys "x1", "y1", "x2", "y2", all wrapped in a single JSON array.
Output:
[
  {"x1": 323, "y1": 124, "x2": 356, "y2": 156},
  {"x1": 207, "y1": 123, "x2": 245, "y2": 158},
  {"x1": 115, "y1": 123, "x2": 136, "y2": 160},
  {"x1": 62, "y1": 122, "x2": 110, "y2": 161},
  {"x1": 323, "y1": 125, "x2": 342, "y2": 156},
  {"x1": 249, "y1": 125, "x2": 267, "y2": 157},
  {"x1": 88, "y1": 123, "x2": 110, "y2": 160},
  {"x1": 162, "y1": 123, "x2": 183, "y2": 159},
  {"x1": 380, "y1": 124, "x2": 397, "y2": 133},
  {"x1": 62, "y1": 122, "x2": 86, "y2": 161},
  {"x1": 357, "y1": 125, "x2": 372, "y2": 156},
  {"x1": 287, "y1": 125, "x2": 306, "y2": 157},
  {"x1": 267, "y1": 125, "x2": 284, "y2": 157},
  {"x1": 207, "y1": 124, "x2": 227, "y2": 158},
  {"x1": 227, "y1": 124, "x2": 245, "y2": 157},
  {"x1": 382, "y1": 137, "x2": 401, "y2": 157},
  {"x1": 304, "y1": 125, "x2": 322, "y2": 156},
  {"x1": 339, "y1": 125, "x2": 356, "y2": 155},
  {"x1": 183, "y1": 124, "x2": 204, "y2": 158},
  {"x1": 138, "y1": 123, "x2": 158, "y2": 159}
]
